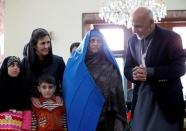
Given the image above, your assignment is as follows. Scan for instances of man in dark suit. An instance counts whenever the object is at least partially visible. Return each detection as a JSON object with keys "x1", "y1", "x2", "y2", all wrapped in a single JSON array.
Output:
[{"x1": 124, "y1": 7, "x2": 186, "y2": 131}]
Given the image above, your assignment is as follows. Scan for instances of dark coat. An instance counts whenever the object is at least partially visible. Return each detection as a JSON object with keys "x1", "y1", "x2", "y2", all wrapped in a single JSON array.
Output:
[
  {"x1": 22, "y1": 55, "x2": 65, "y2": 97},
  {"x1": 0, "y1": 56, "x2": 31, "y2": 112},
  {"x1": 124, "y1": 25, "x2": 186, "y2": 123}
]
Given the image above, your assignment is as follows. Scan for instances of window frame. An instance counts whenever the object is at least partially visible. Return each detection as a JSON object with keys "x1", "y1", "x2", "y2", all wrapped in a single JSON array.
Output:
[{"x1": 82, "y1": 10, "x2": 186, "y2": 90}]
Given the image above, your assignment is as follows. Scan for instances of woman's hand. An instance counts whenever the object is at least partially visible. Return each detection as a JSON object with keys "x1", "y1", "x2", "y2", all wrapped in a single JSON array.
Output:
[
  {"x1": 31, "y1": 97, "x2": 41, "y2": 108},
  {"x1": 56, "y1": 96, "x2": 63, "y2": 106}
]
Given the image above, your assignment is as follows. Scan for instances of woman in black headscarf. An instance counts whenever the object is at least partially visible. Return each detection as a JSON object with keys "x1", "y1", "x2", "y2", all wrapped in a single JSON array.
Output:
[
  {"x1": 0, "y1": 56, "x2": 32, "y2": 130},
  {"x1": 22, "y1": 28, "x2": 65, "y2": 108}
]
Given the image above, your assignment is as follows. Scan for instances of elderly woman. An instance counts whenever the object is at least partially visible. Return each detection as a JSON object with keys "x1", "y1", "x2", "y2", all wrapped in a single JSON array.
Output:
[{"x1": 64, "y1": 29, "x2": 128, "y2": 131}]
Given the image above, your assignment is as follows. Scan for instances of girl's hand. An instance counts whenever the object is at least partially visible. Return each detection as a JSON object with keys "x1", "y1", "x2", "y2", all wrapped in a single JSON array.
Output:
[{"x1": 56, "y1": 96, "x2": 63, "y2": 106}]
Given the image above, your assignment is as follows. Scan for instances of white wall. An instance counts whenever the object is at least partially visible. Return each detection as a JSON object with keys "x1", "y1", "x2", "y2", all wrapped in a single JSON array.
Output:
[
  {"x1": 165, "y1": 0, "x2": 186, "y2": 10},
  {"x1": 4, "y1": 0, "x2": 186, "y2": 62},
  {"x1": 5, "y1": 0, "x2": 101, "y2": 62}
]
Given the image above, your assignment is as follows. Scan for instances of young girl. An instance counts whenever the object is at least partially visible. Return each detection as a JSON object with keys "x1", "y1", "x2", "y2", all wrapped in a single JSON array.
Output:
[{"x1": 0, "y1": 56, "x2": 32, "y2": 131}]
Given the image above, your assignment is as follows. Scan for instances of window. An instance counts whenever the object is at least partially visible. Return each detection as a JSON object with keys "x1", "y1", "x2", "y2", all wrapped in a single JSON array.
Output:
[
  {"x1": 173, "y1": 27, "x2": 186, "y2": 49},
  {"x1": 181, "y1": 70, "x2": 186, "y2": 99},
  {"x1": 99, "y1": 27, "x2": 127, "y2": 98},
  {"x1": 100, "y1": 28, "x2": 124, "y2": 51},
  {"x1": 99, "y1": 28, "x2": 124, "y2": 76},
  {"x1": 115, "y1": 57, "x2": 124, "y2": 78}
]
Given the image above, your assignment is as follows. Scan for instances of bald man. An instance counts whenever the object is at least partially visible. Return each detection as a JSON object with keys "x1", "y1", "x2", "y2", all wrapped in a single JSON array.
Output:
[{"x1": 124, "y1": 7, "x2": 185, "y2": 131}]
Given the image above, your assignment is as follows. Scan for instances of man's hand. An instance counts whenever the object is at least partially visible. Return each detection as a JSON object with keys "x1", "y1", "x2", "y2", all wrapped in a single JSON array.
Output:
[{"x1": 132, "y1": 65, "x2": 147, "y2": 81}]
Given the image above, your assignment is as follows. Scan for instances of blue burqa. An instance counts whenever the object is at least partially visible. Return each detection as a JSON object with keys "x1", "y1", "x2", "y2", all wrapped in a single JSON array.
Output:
[{"x1": 63, "y1": 29, "x2": 121, "y2": 131}]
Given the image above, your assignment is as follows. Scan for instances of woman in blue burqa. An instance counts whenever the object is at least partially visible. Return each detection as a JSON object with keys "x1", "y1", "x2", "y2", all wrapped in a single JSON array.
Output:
[{"x1": 63, "y1": 29, "x2": 128, "y2": 131}]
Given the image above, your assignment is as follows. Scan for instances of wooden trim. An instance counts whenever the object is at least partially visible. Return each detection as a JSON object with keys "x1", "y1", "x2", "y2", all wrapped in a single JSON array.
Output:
[
  {"x1": 82, "y1": 10, "x2": 186, "y2": 38},
  {"x1": 82, "y1": 13, "x2": 104, "y2": 25},
  {"x1": 161, "y1": 10, "x2": 186, "y2": 22},
  {"x1": 82, "y1": 10, "x2": 186, "y2": 25}
]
